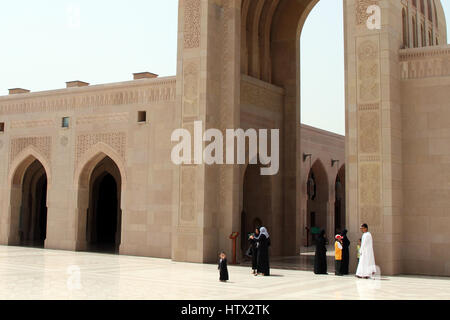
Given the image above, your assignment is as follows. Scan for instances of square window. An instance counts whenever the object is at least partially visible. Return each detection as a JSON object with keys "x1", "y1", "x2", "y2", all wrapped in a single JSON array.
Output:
[
  {"x1": 138, "y1": 111, "x2": 147, "y2": 123},
  {"x1": 0, "y1": 122, "x2": 4, "y2": 132},
  {"x1": 62, "y1": 117, "x2": 70, "y2": 128}
]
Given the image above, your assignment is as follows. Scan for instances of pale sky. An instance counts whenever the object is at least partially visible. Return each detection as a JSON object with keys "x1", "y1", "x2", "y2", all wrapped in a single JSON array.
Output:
[{"x1": 0, "y1": 0, "x2": 449, "y2": 136}]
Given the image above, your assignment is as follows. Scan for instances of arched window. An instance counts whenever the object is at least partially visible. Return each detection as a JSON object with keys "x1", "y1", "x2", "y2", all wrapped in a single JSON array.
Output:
[
  {"x1": 427, "y1": 0, "x2": 433, "y2": 22},
  {"x1": 402, "y1": 8, "x2": 409, "y2": 48},
  {"x1": 421, "y1": 23, "x2": 426, "y2": 47},
  {"x1": 412, "y1": 17, "x2": 418, "y2": 47},
  {"x1": 420, "y1": 0, "x2": 425, "y2": 15},
  {"x1": 307, "y1": 171, "x2": 316, "y2": 201},
  {"x1": 412, "y1": 0, "x2": 417, "y2": 7},
  {"x1": 428, "y1": 30, "x2": 432, "y2": 46},
  {"x1": 433, "y1": 0, "x2": 438, "y2": 25},
  {"x1": 436, "y1": 37, "x2": 439, "y2": 45}
]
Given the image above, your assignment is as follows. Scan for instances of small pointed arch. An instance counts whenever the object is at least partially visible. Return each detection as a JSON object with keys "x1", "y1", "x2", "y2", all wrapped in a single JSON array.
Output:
[
  {"x1": 336, "y1": 164, "x2": 345, "y2": 182},
  {"x1": 9, "y1": 146, "x2": 52, "y2": 187},
  {"x1": 335, "y1": 164, "x2": 345, "y2": 200},
  {"x1": 334, "y1": 164, "x2": 346, "y2": 235},
  {"x1": 74, "y1": 142, "x2": 127, "y2": 189},
  {"x1": 306, "y1": 159, "x2": 329, "y2": 193}
]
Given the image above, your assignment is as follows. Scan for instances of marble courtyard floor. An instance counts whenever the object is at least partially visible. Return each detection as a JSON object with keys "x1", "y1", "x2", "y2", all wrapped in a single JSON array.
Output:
[{"x1": 0, "y1": 246, "x2": 448, "y2": 300}]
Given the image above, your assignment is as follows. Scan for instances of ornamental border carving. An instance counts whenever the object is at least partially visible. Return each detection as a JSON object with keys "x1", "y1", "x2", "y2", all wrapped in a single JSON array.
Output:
[
  {"x1": 183, "y1": 0, "x2": 201, "y2": 49},
  {"x1": 0, "y1": 79, "x2": 176, "y2": 115},
  {"x1": 9, "y1": 136, "x2": 52, "y2": 166},
  {"x1": 10, "y1": 119, "x2": 55, "y2": 129},
  {"x1": 356, "y1": 0, "x2": 380, "y2": 26},
  {"x1": 75, "y1": 132, "x2": 126, "y2": 168},
  {"x1": 76, "y1": 112, "x2": 129, "y2": 125}
]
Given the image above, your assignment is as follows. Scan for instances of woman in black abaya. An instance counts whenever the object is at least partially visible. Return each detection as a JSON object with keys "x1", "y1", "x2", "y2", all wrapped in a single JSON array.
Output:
[
  {"x1": 248, "y1": 227, "x2": 260, "y2": 274},
  {"x1": 340, "y1": 229, "x2": 350, "y2": 275},
  {"x1": 314, "y1": 230, "x2": 327, "y2": 274},
  {"x1": 254, "y1": 227, "x2": 270, "y2": 276}
]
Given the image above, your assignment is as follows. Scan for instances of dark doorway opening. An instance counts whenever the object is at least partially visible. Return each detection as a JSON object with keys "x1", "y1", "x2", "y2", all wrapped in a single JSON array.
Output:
[
  {"x1": 19, "y1": 160, "x2": 48, "y2": 248},
  {"x1": 86, "y1": 157, "x2": 122, "y2": 254}
]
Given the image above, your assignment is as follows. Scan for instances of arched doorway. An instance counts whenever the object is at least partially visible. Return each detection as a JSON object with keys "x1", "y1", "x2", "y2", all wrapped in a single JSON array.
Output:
[
  {"x1": 241, "y1": 164, "x2": 271, "y2": 253},
  {"x1": 9, "y1": 158, "x2": 48, "y2": 248},
  {"x1": 82, "y1": 156, "x2": 122, "y2": 253},
  {"x1": 306, "y1": 160, "x2": 328, "y2": 245},
  {"x1": 334, "y1": 165, "x2": 345, "y2": 235}
]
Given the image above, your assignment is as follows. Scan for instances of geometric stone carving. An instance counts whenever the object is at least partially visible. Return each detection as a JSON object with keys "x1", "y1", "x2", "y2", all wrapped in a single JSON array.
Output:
[
  {"x1": 10, "y1": 119, "x2": 55, "y2": 129},
  {"x1": 241, "y1": 77, "x2": 284, "y2": 113},
  {"x1": 359, "y1": 163, "x2": 381, "y2": 205},
  {"x1": 183, "y1": 0, "x2": 201, "y2": 49},
  {"x1": 356, "y1": 0, "x2": 380, "y2": 25},
  {"x1": 182, "y1": 61, "x2": 200, "y2": 118},
  {"x1": 357, "y1": 40, "x2": 380, "y2": 102},
  {"x1": 359, "y1": 111, "x2": 380, "y2": 154},
  {"x1": 360, "y1": 206, "x2": 382, "y2": 232},
  {"x1": 76, "y1": 113, "x2": 129, "y2": 125},
  {"x1": 10, "y1": 136, "x2": 52, "y2": 165},
  {"x1": 400, "y1": 48, "x2": 450, "y2": 80},
  {"x1": 76, "y1": 132, "x2": 126, "y2": 166},
  {"x1": 0, "y1": 79, "x2": 176, "y2": 115}
]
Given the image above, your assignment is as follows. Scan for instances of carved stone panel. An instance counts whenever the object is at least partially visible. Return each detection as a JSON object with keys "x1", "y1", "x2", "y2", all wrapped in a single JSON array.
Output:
[
  {"x1": 182, "y1": 61, "x2": 200, "y2": 119},
  {"x1": 357, "y1": 39, "x2": 380, "y2": 103},
  {"x1": 356, "y1": 0, "x2": 380, "y2": 26},
  {"x1": 10, "y1": 136, "x2": 52, "y2": 165},
  {"x1": 183, "y1": 0, "x2": 201, "y2": 49},
  {"x1": 76, "y1": 132, "x2": 126, "y2": 167},
  {"x1": 358, "y1": 110, "x2": 380, "y2": 154}
]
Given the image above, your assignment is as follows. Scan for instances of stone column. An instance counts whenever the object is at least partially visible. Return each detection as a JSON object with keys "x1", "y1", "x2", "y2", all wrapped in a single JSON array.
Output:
[
  {"x1": 173, "y1": 0, "x2": 241, "y2": 263},
  {"x1": 346, "y1": 0, "x2": 403, "y2": 275}
]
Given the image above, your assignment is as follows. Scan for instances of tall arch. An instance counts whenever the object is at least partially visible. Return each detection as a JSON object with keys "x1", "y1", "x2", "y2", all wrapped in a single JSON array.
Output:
[
  {"x1": 403, "y1": 8, "x2": 409, "y2": 48},
  {"x1": 8, "y1": 152, "x2": 50, "y2": 247},
  {"x1": 306, "y1": 160, "x2": 329, "y2": 245},
  {"x1": 74, "y1": 143, "x2": 126, "y2": 253},
  {"x1": 176, "y1": 0, "x2": 408, "y2": 273},
  {"x1": 334, "y1": 165, "x2": 346, "y2": 235}
]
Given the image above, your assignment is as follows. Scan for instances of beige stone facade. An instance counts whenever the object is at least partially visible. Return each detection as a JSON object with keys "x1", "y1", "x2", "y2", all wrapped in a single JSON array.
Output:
[{"x1": 0, "y1": 0, "x2": 450, "y2": 276}]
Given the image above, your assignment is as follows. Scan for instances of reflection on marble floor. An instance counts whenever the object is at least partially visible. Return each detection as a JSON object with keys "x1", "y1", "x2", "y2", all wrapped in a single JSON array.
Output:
[{"x1": 0, "y1": 246, "x2": 448, "y2": 300}]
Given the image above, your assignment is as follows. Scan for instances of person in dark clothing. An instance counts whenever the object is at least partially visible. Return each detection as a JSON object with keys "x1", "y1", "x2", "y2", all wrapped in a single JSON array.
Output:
[
  {"x1": 340, "y1": 229, "x2": 350, "y2": 275},
  {"x1": 248, "y1": 228, "x2": 260, "y2": 274},
  {"x1": 218, "y1": 252, "x2": 229, "y2": 282},
  {"x1": 314, "y1": 229, "x2": 327, "y2": 274},
  {"x1": 252, "y1": 227, "x2": 270, "y2": 276}
]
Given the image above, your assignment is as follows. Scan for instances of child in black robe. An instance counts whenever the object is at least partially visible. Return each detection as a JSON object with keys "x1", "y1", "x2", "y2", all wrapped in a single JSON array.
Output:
[{"x1": 218, "y1": 252, "x2": 229, "y2": 282}]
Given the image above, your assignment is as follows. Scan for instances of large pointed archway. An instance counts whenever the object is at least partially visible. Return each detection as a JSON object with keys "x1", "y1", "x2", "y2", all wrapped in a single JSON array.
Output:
[
  {"x1": 75, "y1": 149, "x2": 125, "y2": 254},
  {"x1": 9, "y1": 156, "x2": 49, "y2": 248}
]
